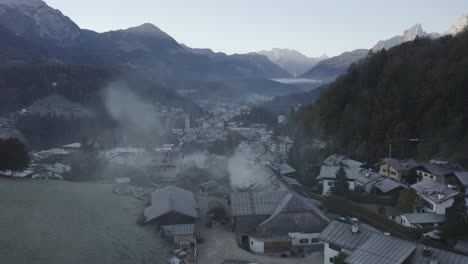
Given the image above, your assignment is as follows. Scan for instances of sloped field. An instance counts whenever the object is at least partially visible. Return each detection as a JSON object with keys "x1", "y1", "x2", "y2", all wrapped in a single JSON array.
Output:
[{"x1": 0, "y1": 179, "x2": 169, "y2": 264}]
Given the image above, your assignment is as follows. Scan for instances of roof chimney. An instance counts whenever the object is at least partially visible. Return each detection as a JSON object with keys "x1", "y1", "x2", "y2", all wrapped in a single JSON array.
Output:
[
  {"x1": 351, "y1": 222, "x2": 360, "y2": 234},
  {"x1": 437, "y1": 193, "x2": 445, "y2": 200},
  {"x1": 423, "y1": 247, "x2": 433, "y2": 257}
]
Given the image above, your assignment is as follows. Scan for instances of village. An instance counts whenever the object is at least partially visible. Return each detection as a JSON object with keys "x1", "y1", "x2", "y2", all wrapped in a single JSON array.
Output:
[{"x1": 1, "y1": 100, "x2": 468, "y2": 264}]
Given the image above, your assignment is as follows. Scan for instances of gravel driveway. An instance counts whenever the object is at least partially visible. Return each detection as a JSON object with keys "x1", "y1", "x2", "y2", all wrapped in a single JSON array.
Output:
[{"x1": 195, "y1": 195, "x2": 323, "y2": 264}]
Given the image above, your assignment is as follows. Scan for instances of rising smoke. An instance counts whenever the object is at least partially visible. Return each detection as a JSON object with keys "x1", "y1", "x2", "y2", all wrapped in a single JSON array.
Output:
[{"x1": 102, "y1": 81, "x2": 166, "y2": 147}]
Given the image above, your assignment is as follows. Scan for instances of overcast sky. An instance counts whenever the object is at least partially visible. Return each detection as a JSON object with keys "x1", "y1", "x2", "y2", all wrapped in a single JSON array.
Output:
[{"x1": 45, "y1": 0, "x2": 467, "y2": 57}]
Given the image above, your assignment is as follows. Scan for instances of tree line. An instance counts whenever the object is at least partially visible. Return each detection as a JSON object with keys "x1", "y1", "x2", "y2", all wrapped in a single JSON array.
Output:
[{"x1": 292, "y1": 29, "x2": 468, "y2": 167}]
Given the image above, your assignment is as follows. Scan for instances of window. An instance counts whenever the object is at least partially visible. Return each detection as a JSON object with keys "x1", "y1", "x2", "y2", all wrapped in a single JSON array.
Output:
[
  {"x1": 422, "y1": 199, "x2": 434, "y2": 211},
  {"x1": 311, "y1": 238, "x2": 319, "y2": 243},
  {"x1": 251, "y1": 241, "x2": 253, "y2": 245},
  {"x1": 329, "y1": 243, "x2": 341, "y2": 251},
  {"x1": 391, "y1": 171, "x2": 397, "y2": 175},
  {"x1": 299, "y1": 238, "x2": 309, "y2": 244},
  {"x1": 328, "y1": 181, "x2": 334, "y2": 187}
]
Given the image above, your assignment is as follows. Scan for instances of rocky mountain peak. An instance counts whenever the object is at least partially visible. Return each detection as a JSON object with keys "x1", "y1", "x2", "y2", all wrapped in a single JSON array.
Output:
[
  {"x1": 0, "y1": 0, "x2": 81, "y2": 44},
  {"x1": 403, "y1": 24, "x2": 424, "y2": 41},
  {"x1": 124, "y1": 23, "x2": 173, "y2": 39},
  {"x1": 448, "y1": 13, "x2": 468, "y2": 35}
]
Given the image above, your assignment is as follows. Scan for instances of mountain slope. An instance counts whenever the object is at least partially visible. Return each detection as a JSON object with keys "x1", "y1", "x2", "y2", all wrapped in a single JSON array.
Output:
[
  {"x1": 258, "y1": 48, "x2": 327, "y2": 77},
  {"x1": 261, "y1": 84, "x2": 328, "y2": 114},
  {"x1": 0, "y1": 24, "x2": 51, "y2": 63},
  {"x1": 372, "y1": 24, "x2": 440, "y2": 52},
  {"x1": 182, "y1": 45, "x2": 291, "y2": 79},
  {"x1": 295, "y1": 30, "x2": 468, "y2": 165},
  {"x1": 300, "y1": 49, "x2": 369, "y2": 82},
  {"x1": 0, "y1": 0, "x2": 81, "y2": 45},
  {"x1": 0, "y1": 0, "x2": 289, "y2": 80}
]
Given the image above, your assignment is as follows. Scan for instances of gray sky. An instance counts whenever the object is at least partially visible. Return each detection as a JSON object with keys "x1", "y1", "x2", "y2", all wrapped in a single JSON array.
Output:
[{"x1": 45, "y1": 0, "x2": 467, "y2": 57}]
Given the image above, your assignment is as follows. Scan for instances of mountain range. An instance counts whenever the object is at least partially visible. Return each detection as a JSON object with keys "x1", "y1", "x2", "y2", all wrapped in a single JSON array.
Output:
[
  {"x1": 0, "y1": 0, "x2": 304, "y2": 115},
  {"x1": 0, "y1": 0, "x2": 290, "y2": 81},
  {"x1": 257, "y1": 49, "x2": 328, "y2": 77},
  {"x1": 297, "y1": 14, "x2": 468, "y2": 83},
  {"x1": 300, "y1": 49, "x2": 369, "y2": 82},
  {"x1": 371, "y1": 24, "x2": 440, "y2": 52}
]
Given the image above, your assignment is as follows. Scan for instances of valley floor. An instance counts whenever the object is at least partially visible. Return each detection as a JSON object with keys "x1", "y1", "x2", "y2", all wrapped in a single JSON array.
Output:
[{"x1": 0, "y1": 178, "x2": 169, "y2": 264}]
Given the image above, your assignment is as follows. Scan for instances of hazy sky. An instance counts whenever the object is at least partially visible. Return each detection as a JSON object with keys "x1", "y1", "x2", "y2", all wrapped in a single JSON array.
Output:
[{"x1": 45, "y1": 0, "x2": 467, "y2": 57}]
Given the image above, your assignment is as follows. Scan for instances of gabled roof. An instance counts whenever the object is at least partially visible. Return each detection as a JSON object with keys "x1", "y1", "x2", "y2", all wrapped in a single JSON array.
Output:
[
  {"x1": 42, "y1": 163, "x2": 71, "y2": 175},
  {"x1": 411, "y1": 180, "x2": 459, "y2": 203},
  {"x1": 374, "y1": 178, "x2": 407, "y2": 193},
  {"x1": 230, "y1": 191, "x2": 328, "y2": 222},
  {"x1": 419, "y1": 161, "x2": 464, "y2": 177},
  {"x1": 319, "y1": 221, "x2": 468, "y2": 264},
  {"x1": 402, "y1": 213, "x2": 446, "y2": 224},
  {"x1": 323, "y1": 154, "x2": 363, "y2": 168},
  {"x1": 318, "y1": 221, "x2": 376, "y2": 250},
  {"x1": 144, "y1": 186, "x2": 198, "y2": 223},
  {"x1": 346, "y1": 234, "x2": 416, "y2": 264},
  {"x1": 381, "y1": 158, "x2": 419, "y2": 172},
  {"x1": 280, "y1": 163, "x2": 296, "y2": 175},
  {"x1": 356, "y1": 169, "x2": 384, "y2": 185},
  {"x1": 278, "y1": 136, "x2": 294, "y2": 144},
  {"x1": 317, "y1": 165, "x2": 361, "y2": 180},
  {"x1": 161, "y1": 224, "x2": 195, "y2": 236},
  {"x1": 454, "y1": 172, "x2": 468, "y2": 186}
]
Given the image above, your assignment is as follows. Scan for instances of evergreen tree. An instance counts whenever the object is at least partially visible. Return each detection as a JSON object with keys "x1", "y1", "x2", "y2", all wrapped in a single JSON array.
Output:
[
  {"x1": 331, "y1": 252, "x2": 348, "y2": 264},
  {"x1": 332, "y1": 166, "x2": 349, "y2": 197},
  {"x1": 0, "y1": 138, "x2": 30, "y2": 173},
  {"x1": 442, "y1": 195, "x2": 468, "y2": 239}
]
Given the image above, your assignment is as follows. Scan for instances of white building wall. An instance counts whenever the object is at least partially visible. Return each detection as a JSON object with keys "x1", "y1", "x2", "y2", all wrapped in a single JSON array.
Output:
[
  {"x1": 289, "y1": 232, "x2": 321, "y2": 246},
  {"x1": 324, "y1": 242, "x2": 340, "y2": 264},
  {"x1": 420, "y1": 195, "x2": 454, "y2": 215},
  {"x1": 435, "y1": 198, "x2": 454, "y2": 215},
  {"x1": 249, "y1": 237, "x2": 264, "y2": 254}
]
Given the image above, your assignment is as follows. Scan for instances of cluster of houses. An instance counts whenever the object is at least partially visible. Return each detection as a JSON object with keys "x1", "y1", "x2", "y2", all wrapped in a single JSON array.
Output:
[{"x1": 317, "y1": 154, "x2": 468, "y2": 230}]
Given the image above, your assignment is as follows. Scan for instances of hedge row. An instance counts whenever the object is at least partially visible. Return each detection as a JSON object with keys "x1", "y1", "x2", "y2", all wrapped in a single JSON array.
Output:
[{"x1": 322, "y1": 196, "x2": 425, "y2": 240}]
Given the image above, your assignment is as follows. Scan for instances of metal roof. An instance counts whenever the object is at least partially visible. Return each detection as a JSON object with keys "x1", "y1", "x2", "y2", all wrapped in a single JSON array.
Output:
[
  {"x1": 356, "y1": 169, "x2": 384, "y2": 185},
  {"x1": 320, "y1": 221, "x2": 468, "y2": 264},
  {"x1": 402, "y1": 213, "x2": 446, "y2": 224},
  {"x1": 231, "y1": 191, "x2": 286, "y2": 216},
  {"x1": 454, "y1": 172, "x2": 468, "y2": 186},
  {"x1": 346, "y1": 234, "x2": 416, "y2": 264},
  {"x1": 454, "y1": 241, "x2": 468, "y2": 255},
  {"x1": 419, "y1": 161, "x2": 464, "y2": 177},
  {"x1": 317, "y1": 165, "x2": 361, "y2": 180},
  {"x1": 318, "y1": 221, "x2": 376, "y2": 250},
  {"x1": 374, "y1": 178, "x2": 407, "y2": 193},
  {"x1": 382, "y1": 158, "x2": 419, "y2": 172},
  {"x1": 230, "y1": 191, "x2": 329, "y2": 222},
  {"x1": 144, "y1": 186, "x2": 198, "y2": 223},
  {"x1": 161, "y1": 224, "x2": 195, "y2": 236},
  {"x1": 411, "y1": 180, "x2": 459, "y2": 203},
  {"x1": 323, "y1": 154, "x2": 363, "y2": 168},
  {"x1": 280, "y1": 163, "x2": 296, "y2": 175}
]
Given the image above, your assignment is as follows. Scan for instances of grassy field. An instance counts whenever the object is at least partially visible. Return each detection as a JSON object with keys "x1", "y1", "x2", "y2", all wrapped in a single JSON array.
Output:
[{"x1": 0, "y1": 178, "x2": 169, "y2": 264}]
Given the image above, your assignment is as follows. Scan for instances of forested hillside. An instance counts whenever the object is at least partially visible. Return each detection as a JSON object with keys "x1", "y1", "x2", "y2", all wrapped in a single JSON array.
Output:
[
  {"x1": 0, "y1": 64, "x2": 202, "y2": 114},
  {"x1": 294, "y1": 29, "x2": 468, "y2": 165}
]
